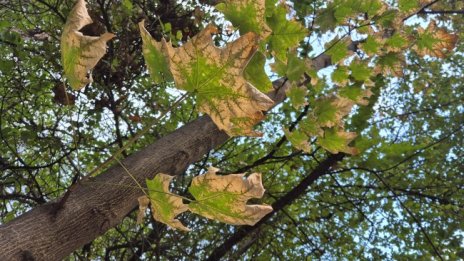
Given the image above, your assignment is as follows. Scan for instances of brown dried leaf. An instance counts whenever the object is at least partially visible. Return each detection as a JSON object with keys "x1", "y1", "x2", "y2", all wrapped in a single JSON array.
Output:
[{"x1": 61, "y1": 0, "x2": 115, "y2": 90}]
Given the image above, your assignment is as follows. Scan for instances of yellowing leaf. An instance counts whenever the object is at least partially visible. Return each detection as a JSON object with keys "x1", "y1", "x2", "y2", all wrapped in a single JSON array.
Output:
[
  {"x1": 61, "y1": 0, "x2": 115, "y2": 90},
  {"x1": 188, "y1": 167, "x2": 273, "y2": 226},
  {"x1": 216, "y1": 0, "x2": 271, "y2": 39},
  {"x1": 413, "y1": 21, "x2": 458, "y2": 58},
  {"x1": 140, "y1": 174, "x2": 190, "y2": 231},
  {"x1": 162, "y1": 24, "x2": 274, "y2": 136},
  {"x1": 138, "y1": 20, "x2": 173, "y2": 83}
]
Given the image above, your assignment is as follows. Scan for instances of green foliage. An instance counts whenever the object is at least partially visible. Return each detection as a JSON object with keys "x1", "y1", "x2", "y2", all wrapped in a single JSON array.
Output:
[
  {"x1": 265, "y1": 3, "x2": 308, "y2": 61},
  {"x1": 139, "y1": 21, "x2": 173, "y2": 83},
  {"x1": 244, "y1": 52, "x2": 273, "y2": 92},
  {"x1": 1, "y1": 0, "x2": 463, "y2": 260}
]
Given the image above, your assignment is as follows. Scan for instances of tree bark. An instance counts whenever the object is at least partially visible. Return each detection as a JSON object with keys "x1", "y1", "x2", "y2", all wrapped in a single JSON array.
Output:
[{"x1": 0, "y1": 80, "x2": 290, "y2": 261}]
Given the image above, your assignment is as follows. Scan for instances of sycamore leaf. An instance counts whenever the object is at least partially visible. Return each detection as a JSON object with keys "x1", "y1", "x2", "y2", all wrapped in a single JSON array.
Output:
[
  {"x1": 266, "y1": 3, "x2": 308, "y2": 61},
  {"x1": 339, "y1": 85, "x2": 373, "y2": 106},
  {"x1": 317, "y1": 128, "x2": 358, "y2": 155},
  {"x1": 374, "y1": 52, "x2": 405, "y2": 77},
  {"x1": 384, "y1": 32, "x2": 409, "y2": 52},
  {"x1": 216, "y1": 0, "x2": 271, "y2": 39},
  {"x1": 332, "y1": 65, "x2": 350, "y2": 86},
  {"x1": 316, "y1": 4, "x2": 337, "y2": 32},
  {"x1": 413, "y1": 21, "x2": 458, "y2": 58},
  {"x1": 325, "y1": 38, "x2": 353, "y2": 64},
  {"x1": 349, "y1": 60, "x2": 372, "y2": 82},
  {"x1": 188, "y1": 167, "x2": 273, "y2": 226},
  {"x1": 138, "y1": 20, "x2": 173, "y2": 83},
  {"x1": 284, "y1": 128, "x2": 311, "y2": 152},
  {"x1": 141, "y1": 174, "x2": 190, "y2": 231},
  {"x1": 398, "y1": 0, "x2": 420, "y2": 12},
  {"x1": 359, "y1": 35, "x2": 381, "y2": 56},
  {"x1": 162, "y1": 24, "x2": 274, "y2": 137},
  {"x1": 271, "y1": 52, "x2": 310, "y2": 83},
  {"x1": 61, "y1": 0, "x2": 115, "y2": 90},
  {"x1": 243, "y1": 52, "x2": 273, "y2": 92},
  {"x1": 314, "y1": 97, "x2": 354, "y2": 128},
  {"x1": 286, "y1": 85, "x2": 308, "y2": 109}
]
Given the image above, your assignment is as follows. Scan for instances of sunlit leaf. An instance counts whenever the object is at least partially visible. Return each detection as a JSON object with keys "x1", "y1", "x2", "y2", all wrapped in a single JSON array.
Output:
[
  {"x1": 284, "y1": 128, "x2": 311, "y2": 152},
  {"x1": 188, "y1": 167, "x2": 273, "y2": 226},
  {"x1": 162, "y1": 24, "x2": 274, "y2": 136},
  {"x1": 139, "y1": 20, "x2": 173, "y2": 83},
  {"x1": 140, "y1": 174, "x2": 190, "y2": 231},
  {"x1": 216, "y1": 0, "x2": 271, "y2": 39},
  {"x1": 314, "y1": 97, "x2": 355, "y2": 128}
]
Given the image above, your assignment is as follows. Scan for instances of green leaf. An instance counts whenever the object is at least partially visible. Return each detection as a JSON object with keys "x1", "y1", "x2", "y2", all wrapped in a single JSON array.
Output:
[
  {"x1": 332, "y1": 65, "x2": 349, "y2": 86},
  {"x1": 122, "y1": 0, "x2": 133, "y2": 12},
  {"x1": 360, "y1": 36, "x2": 380, "y2": 55},
  {"x1": 140, "y1": 174, "x2": 190, "y2": 231},
  {"x1": 244, "y1": 52, "x2": 273, "y2": 92},
  {"x1": 60, "y1": 0, "x2": 115, "y2": 90},
  {"x1": 326, "y1": 38, "x2": 351, "y2": 64},
  {"x1": 349, "y1": 61, "x2": 371, "y2": 82},
  {"x1": 334, "y1": 5, "x2": 354, "y2": 22},
  {"x1": 138, "y1": 20, "x2": 173, "y2": 83},
  {"x1": 286, "y1": 85, "x2": 308, "y2": 109},
  {"x1": 316, "y1": 4, "x2": 337, "y2": 32},
  {"x1": 398, "y1": 0, "x2": 419, "y2": 12},
  {"x1": 286, "y1": 53, "x2": 307, "y2": 82},
  {"x1": 339, "y1": 85, "x2": 372, "y2": 105},
  {"x1": 270, "y1": 52, "x2": 309, "y2": 82},
  {"x1": 385, "y1": 33, "x2": 408, "y2": 52},
  {"x1": 317, "y1": 128, "x2": 358, "y2": 155},
  {"x1": 375, "y1": 52, "x2": 404, "y2": 77},
  {"x1": 216, "y1": 0, "x2": 271, "y2": 38},
  {"x1": 300, "y1": 116, "x2": 322, "y2": 136},
  {"x1": 284, "y1": 128, "x2": 311, "y2": 152},
  {"x1": 188, "y1": 167, "x2": 273, "y2": 226},
  {"x1": 266, "y1": 4, "x2": 308, "y2": 61},
  {"x1": 314, "y1": 97, "x2": 354, "y2": 128}
]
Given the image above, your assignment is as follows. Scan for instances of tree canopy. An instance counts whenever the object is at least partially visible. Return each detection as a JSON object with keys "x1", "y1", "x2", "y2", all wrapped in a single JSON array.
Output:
[{"x1": 0, "y1": 0, "x2": 463, "y2": 260}]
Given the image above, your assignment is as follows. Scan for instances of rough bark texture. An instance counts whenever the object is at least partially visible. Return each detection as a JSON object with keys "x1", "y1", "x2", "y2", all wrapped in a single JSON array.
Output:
[{"x1": 0, "y1": 80, "x2": 290, "y2": 261}]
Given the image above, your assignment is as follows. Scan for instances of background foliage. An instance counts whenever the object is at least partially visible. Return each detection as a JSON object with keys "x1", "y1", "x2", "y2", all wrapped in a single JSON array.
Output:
[{"x1": 0, "y1": 0, "x2": 463, "y2": 260}]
